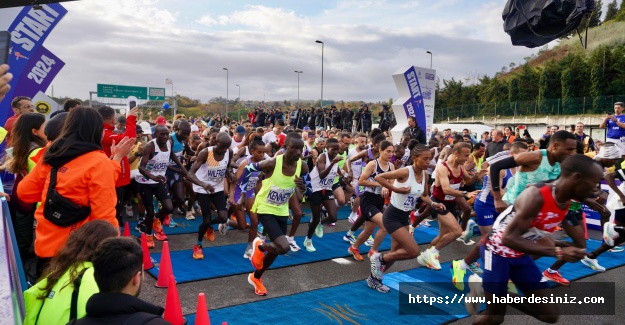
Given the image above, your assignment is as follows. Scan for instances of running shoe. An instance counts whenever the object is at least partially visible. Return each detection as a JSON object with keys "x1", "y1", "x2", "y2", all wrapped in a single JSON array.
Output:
[
  {"x1": 243, "y1": 247, "x2": 253, "y2": 259},
  {"x1": 465, "y1": 274, "x2": 484, "y2": 316},
  {"x1": 541, "y1": 269, "x2": 570, "y2": 286},
  {"x1": 146, "y1": 235, "x2": 155, "y2": 248},
  {"x1": 218, "y1": 223, "x2": 229, "y2": 236},
  {"x1": 250, "y1": 237, "x2": 265, "y2": 270},
  {"x1": 348, "y1": 212, "x2": 358, "y2": 224},
  {"x1": 366, "y1": 275, "x2": 390, "y2": 293},
  {"x1": 185, "y1": 210, "x2": 195, "y2": 220},
  {"x1": 153, "y1": 220, "x2": 168, "y2": 241},
  {"x1": 153, "y1": 219, "x2": 163, "y2": 233},
  {"x1": 348, "y1": 246, "x2": 364, "y2": 261},
  {"x1": 287, "y1": 236, "x2": 301, "y2": 252},
  {"x1": 193, "y1": 244, "x2": 204, "y2": 260},
  {"x1": 364, "y1": 236, "x2": 374, "y2": 247},
  {"x1": 423, "y1": 250, "x2": 441, "y2": 270},
  {"x1": 315, "y1": 224, "x2": 324, "y2": 238},
  {"x1": 581, "y1": 256, "x2": 606, "y2": 272},
  {"x1": 507, "y1": 280, "x2": 518, "y2": 294},
  {"x1": 419, "y1": 219, "x2": 431, "y2": 227},
  {"x1": 329, "y1": 223, "x2": 336, "y2": 226},
  {"x1": 257, "y1": 225, "x2": 264, "y2": 236},
  {"x1": 135, "y1": 222, "x2": 146, "y2": 233},
  {"x1": 555, "y1": 225, "x2": 563, "y2": 231},
  {"x1": 450, "y1": 260, "x2": 466, "y2": 291},
  {"x1": 167, "y1": 217, "x2": 178, "y2": 228},
  {"x1": 163, "y1": 214, "x2": 171, "y2": 226},
  {"x1": 368, "y1": 249, "x2": 378, "y2": 259},
  {"x1": 304, "y1": 238, "x2": 316, "y2": 252},
  {"x1": 125, "y1": 204, "x2": 134, "y2": 217},
  {"x1": 417, "y1": 251, "x2": 429, "y2": 268},
  {"x1": 258, "y1": 234, "x2": 266, "y2": 242},
  {"x1": 204, "y1": 228, "x2": 215, "y2": 241},
  {"x1": 603, "y1": 222, "x2": 620, "y2": 247},
  {"x1": 468, "y1": 262, "x2": 484, "y2": 274},
  {"x1": 247, "y1": 273, "x2": 267, "y2": 296},
  {"x1": 289, "y1": 210, "x2": 294, "y2": 220},
  {"x1": 370, "y1": 253, "x2": 384, "y2": 280},
  {"x1": 610, "y1": 245, "x2": 624, "y2": 253},
  {"x1": 343, "y1": 233, "x2": 357, "y2": 244}
]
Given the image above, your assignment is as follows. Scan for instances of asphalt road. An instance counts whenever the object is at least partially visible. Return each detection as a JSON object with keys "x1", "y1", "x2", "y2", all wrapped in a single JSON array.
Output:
[{"x1": 135, "y1": 207, "x2": 625, "y2": 325}]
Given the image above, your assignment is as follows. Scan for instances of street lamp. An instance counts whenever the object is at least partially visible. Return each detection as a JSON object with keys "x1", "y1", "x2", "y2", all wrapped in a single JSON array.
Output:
[
  {"x1": 223, "y1": 68, "x2": 229, "y2": 117},
  {"x1": 236, "y1": 84, "x2": 240, "y2": 101},
  {"x1": 294, "y1": 71, "x2": 303, "y2": 107},
  {"x1": 165, "y1": 77, "x2": 175, "y2": 115},
  {"x1": 315, "y1": 40, "x2": 324, "y2": 108},
  {"x1": 426, "y1": 51, "x2": 432, "y2": 69}
]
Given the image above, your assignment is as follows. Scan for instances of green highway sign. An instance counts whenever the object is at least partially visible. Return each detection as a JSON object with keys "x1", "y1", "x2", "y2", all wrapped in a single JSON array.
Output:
[
  {"x1": 97, "y1": 84, "x2": 148, "y2": 100},
  {"x1": 149, "y1": 87, "x2": 166, "y2": 101}
]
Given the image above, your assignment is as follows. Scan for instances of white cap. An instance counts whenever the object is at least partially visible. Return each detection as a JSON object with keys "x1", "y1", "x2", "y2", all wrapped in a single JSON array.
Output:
[
  {"x1": 139, "y1": 121, "x2": 151, "y2": 135},
  {"x1": 220, "y1": 126, "x2": 229, "y2": 133},
  {"x1": 191, "y1": 125, "x2": 199, "y2": 132}
]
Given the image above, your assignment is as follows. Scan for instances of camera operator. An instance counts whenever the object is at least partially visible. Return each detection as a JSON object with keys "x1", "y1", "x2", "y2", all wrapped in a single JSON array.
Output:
[
  {"x1": 341, "y1": 106, "x2": 354, "y2": 131},
  {"x1": 359, "y1": 105, "x2": 372, "y2": 133},
  {"x1": 379, "y1": 104, "x2": 394, "y2": 132},
  {"x1": 314, "y1": 107, "x2": 326, "y2": 130},
  {"x1": 330, "y1": 105, "x2": 341, "y2": 128},
  {"x1": 306, "y1": 107, "x2": 316, "y2": 130}
]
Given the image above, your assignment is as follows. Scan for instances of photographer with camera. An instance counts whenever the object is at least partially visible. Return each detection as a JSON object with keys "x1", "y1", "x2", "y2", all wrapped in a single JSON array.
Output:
[
  {"x1": 331, "y1": 105, "x2": 340, "y2": 128},
  {"x1": 379, "y1": 104, "x2": 395, "y2": 132},
  {"x1": 360, "y1": 105, "x2": 372, "y2": 133},
  {"x1": 314, "y1": 107, "x2": 326, "y2": 130}
]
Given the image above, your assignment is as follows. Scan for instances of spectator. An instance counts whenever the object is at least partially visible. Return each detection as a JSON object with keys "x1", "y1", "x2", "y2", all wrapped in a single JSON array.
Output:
[
  {"x1": 402, "y1": 116, "x2": 426, "y2": 144},
  {"x1": 503, "y1": 126, "x2": 515, "y2": 143},
  {"x1": 522, "y1": 129, "x2": 531, "y2": 139},
  {"x1": 340, "y1": 106, "x2": 354, "y2": 131},
  {"x1": 98, "y1": 106, "x2": 138, "y2": 227},
  {"x1": 24, "y1": 221, "x2": 118, "y2": 325},
  {"x1": 539, "y1": 125, "x2": 558, "y2": 149},
  {"x1": 573, "y1": 122, "x2": 595, "y2": 153},
  {"x1": 248, "y1": 109, "x2": 256, "y2": 127},
  {"x1": 485, "y1": 129, "x2": 505, "y2": 159},
  {"x1": 72, "y1": 237, "x2": 171, "y2": 325},
  {"x1": 480, "y1": 131, "x2": 491, "y2": 145},
  {"x1": 4, "y1": 113, "x2": 47, "y2": 263},
  {"x1": 256, "y1": 109, "x2": 266, "y2": 127},
  {"x1": 361, "y1": 105, "x2": 372, "y2": 133},
  {"x1": 50, "y1": 99, "x2": 80, "y2": 119},
  {"x1": 442, "y1": 128, "x2": 453, "y2": 143},
  {"x1": 4, "y1": 96, "x2": 34, "y2": 144},
  {"x1": 431, "y1": 127, "x2": 439, "y2": 138},
  {"x1": 114, "y1": 115, "x2": 126, "y2": 134},
  {"x1": 600, "y1": 102, "x2": 625, "y2": 158},
  {"x1": 17, "y1": 107, "x2": 134, "y2": 276},
  {"x1": 262, "y1": 119, "x2": 285, "y2": 145}
]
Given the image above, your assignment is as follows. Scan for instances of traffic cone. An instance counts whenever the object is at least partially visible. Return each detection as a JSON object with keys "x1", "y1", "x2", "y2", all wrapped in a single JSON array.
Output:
[
  {"x1": 163, "y1": 275, "x2": 185, "y2": 325},
  {"x1": 155, "y1": 241, "x2": 173, "y2": 288},
  {"x1": 141, "y1": 233, "x2": 153, "y2": 270},
  {"x1": 195, "y1": 293, "x2": 211, "y2": 325},
  {"x1": 123, "y1": 221, "x2": 130, "y2": 236}
]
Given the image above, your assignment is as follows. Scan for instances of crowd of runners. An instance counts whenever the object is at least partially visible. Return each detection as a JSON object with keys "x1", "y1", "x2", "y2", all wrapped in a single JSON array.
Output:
[{"x1": 2, "y1": 64, "x2": 625, "y2": 323}]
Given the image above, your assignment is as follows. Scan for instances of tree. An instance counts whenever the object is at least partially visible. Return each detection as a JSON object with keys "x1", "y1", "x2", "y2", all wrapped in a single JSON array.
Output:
[
  {"x1": 589, "y1": 0, "x2": 603, "y2": 26},
  {"x1": 561, "y1": 69, "x2": 575, "y2": 113},
  {"x1": 605, "y1": 0, "x2": 619, "y2": 21}
]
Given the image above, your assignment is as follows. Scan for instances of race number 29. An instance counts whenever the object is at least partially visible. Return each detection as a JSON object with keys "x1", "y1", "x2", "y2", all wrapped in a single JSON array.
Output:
[{"x1": 27, "y1": 55, "x2": 56, "y2": 85}]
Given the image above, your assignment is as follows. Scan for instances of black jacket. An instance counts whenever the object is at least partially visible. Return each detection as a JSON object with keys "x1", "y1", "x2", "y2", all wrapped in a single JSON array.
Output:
[
  {"x1": 71, "y1": 293, "x2": 171, "y2": 325},
  {"x1": 402, "y1": 126, "x2": 426, "y2": 145},
  {"x1": 485, "y1": 141, "x2": 506, "y2": 159}
]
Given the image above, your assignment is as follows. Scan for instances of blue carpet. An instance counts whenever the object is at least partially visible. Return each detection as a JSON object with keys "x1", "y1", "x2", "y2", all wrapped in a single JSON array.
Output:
[
  {"x1": 182, "y1": 239, "x2": 625, "y2": 325},
  {"x1": 147, "y1": 229, "x2": 437, "y2": 283},
  {"x1": 128, "y1": 206, "x2": 353, "y2": 237}
]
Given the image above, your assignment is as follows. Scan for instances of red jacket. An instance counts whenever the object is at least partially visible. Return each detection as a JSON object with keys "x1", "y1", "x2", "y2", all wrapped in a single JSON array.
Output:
[
  {"x1": 102, "y1": 115, "x2": 136, "y2": 187},
  {"x1": 248, "y1": 112, "x2": 255, "y2": 124}
]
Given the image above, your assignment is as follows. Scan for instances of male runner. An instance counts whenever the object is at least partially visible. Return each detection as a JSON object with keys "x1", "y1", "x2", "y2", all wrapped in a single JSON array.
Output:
[
  {"x1": 345, "y1": 133, "x2": 368, "y2": 223},
  {"x1": 466, "y1": 155, "x2": 603, "y2": 324},
  {"x1": 187, "y1": 133, "x2": 234, "y2": 259},
  {"x1": 167, "y1": 120, "x2": 193, "y2": 223},
  {"x1": 242, "y1": 133, "x2": 309, "y2": 295},
  {"x1": 136, "y1": 125, "x2": 187, "y2": 247}
]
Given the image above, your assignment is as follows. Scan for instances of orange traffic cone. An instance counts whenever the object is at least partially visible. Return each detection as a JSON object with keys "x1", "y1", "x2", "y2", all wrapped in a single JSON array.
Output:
[
  {"x1": 141, "y1": 233, "x2": 153, "y2": 270},
  {"x1": 155, "y1": 241, "x2": 173, "y2": 288},
  {"x1": 195, "y1": 293, "x2": 211, "y2": 325},
  {"x1": 163, "y1": 275, "x2": 186, "y2": 325},
  {"x1": 123, "y1": 221, "x2": 130, "y2": 236}
]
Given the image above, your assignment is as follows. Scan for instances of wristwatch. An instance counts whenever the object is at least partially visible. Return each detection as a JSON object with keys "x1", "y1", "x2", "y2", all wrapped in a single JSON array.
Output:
[{"x1": 462, "y1": 191, "x2": 467, "y2": 195}]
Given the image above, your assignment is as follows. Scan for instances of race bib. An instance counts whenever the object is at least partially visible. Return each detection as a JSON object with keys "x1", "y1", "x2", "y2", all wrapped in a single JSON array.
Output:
[
  {"x1": 401, "y1": 195, "x2": 419, "y2": 211},
  {"x1": 266, "y1": 186, "x2": 294, "y2": 206},
  {"x1": 443, "y1": 183, "x2": 461, "y2": 201},
  {"x1": 247, "y1": 175, "x2": 259, "y2": 191},
  {"x1": 206, "y1": 166, "x2": 227, "y2": 181},
  {"x1": 320, "y1": 170, "x2": 337, "y2": 188}
]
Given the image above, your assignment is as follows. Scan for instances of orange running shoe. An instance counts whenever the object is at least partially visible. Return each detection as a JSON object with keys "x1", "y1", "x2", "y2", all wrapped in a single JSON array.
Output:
[
  {"x1": 348, "y1": 246, "x2": 364, "y2": 261},
  {"x1": 247, "y1": 273, "x2": 267, "y2": 296},
  {"x1": 205, "y1": 227, "x2": 215, "y2": 241},
  {"x1": 250, "y1": 237, "x2": 265, "y2": 270},
  {"x1": 542, "y1": 269, "x2": 570, "y2": 286},
  {"x1": 146, "y1": 235, "x2": 155, "y2": 248},
  {"x1": 153, "y1": 219, "x2": 163, "y2": 233},
  {"x1": 193, "y1": 244, "x2": 204, "y2": 260},
  {"x1": 163, "y1": 214, "x2": 171, "y2": 226}
]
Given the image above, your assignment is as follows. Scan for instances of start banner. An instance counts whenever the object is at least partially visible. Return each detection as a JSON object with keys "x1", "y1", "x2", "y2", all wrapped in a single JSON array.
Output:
[{"x1": 390, "y1": 66, "x2": 436, "y2": 142}]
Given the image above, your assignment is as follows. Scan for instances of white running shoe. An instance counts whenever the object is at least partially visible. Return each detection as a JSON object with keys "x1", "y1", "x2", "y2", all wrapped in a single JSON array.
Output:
[
  {"x1": 581, "y1": 256, "x2": 606, "y2": 272},
  {"x1": 465, "y1": 274, "x2": 484, "y2": 315},
  {"x1": 243, "y1": 247, "x2": 253, "y2": 259},
  {"x1": 348, "y1": 212, "x2": 358, "y2": 224},
  {"x1": 218, "y1": 223, "x2": 228, "y2": 236},
  {"x1": 364, "y1": 236, "x2": 374, "y2": 247},
  {"x1": 287, "y1": 236, "x2": 301, "y2": 252},
  {"x1": 185, "y1": 210, "x2": 195, "y2": 220},
  {"x1": 603, "y1": 222, "x2": 620, "y2": 246}
]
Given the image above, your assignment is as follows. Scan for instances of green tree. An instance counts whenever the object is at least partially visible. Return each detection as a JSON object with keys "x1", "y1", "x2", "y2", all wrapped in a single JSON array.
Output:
[
  {"x1": 508, "y1": 78, "x2": 520, "y2": 116},
  {"x1": 561, "y1": 69, "x2": 575, "y2": 113},
  {"x1": 590, "y1": 46, "x2": 608, "y2": 112},
  {"x1": 589, "y1": 0, "x2": 603, "y2": 26},
  {"x1": 605, "y1": 0, "x2": 619, "y2": 21}
]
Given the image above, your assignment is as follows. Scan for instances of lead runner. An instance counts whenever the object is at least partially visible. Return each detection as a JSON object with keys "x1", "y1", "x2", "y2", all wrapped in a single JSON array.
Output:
[{"x1": 237, "y1": 133, "x2": 309, "y2": 296}]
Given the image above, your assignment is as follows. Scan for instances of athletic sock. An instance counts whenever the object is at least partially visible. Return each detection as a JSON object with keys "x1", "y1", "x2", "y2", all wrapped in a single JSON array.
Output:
[
  {"x1": 429, "y1": 247, "x2": 439, "y2": 255},
  {"x1": 459, "y1": 260, "x2": 469, "y2": 271},
  {"x1": 547, "y1": 268, "x2": 558, "y2": 274},
  {"x1": 347, "y1": 230, "x2": 355, "y2": 236},
  {"x1": 254, "y1": 270, "x2": 262, "y2": 279}
]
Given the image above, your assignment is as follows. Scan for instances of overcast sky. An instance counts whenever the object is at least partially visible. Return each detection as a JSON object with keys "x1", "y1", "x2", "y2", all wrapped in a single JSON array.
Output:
[{"x1": 2, "y1": 0, "x2": 606, "y2": 103}]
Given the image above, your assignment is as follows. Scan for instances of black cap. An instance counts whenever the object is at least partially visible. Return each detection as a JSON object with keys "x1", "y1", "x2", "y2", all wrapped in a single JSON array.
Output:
[{"x1": 44, "y1": 112, "x2": 68, "y2": 142}]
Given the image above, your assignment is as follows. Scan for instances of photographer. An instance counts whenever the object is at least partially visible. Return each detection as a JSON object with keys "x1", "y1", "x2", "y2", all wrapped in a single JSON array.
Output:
[
  {"x1": 306, "y1": 107, "x2": 315, "y2": 130},
  {"x1": 314, "y1": 107, "x2": 326, "y2": 130},
  {"x1": 331, "y1": 105, "x2": 340, "y2": 128},
  {"x1": 289, "y1": 107, "x2": 299, "y2": 127},
  {"x1": 361, "y1": 105, "x2": 372, "y2": 133},
  {"x1": 379, "y1": 104, "x2": 394, "y2": 132},
  {"x1": 341, "y1": 106, "x2": 354, "y2": 131}
]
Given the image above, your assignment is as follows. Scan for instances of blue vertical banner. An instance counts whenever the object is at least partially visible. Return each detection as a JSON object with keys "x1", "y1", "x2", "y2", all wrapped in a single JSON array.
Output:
[
  {"x1": 390, "y1": 66, "x2": 436, "y2": 142},
  {"x1": 1, "y1": 3, "x2": 67, "y2": 126},
  {"x1": 401, "y1": 66, "x2": 427, "y2": 131}
]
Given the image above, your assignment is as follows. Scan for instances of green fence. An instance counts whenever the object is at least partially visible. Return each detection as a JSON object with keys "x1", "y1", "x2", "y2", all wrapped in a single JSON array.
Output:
[{"x1": 434, "y1": 95, "x2": 625, "y2": 122}]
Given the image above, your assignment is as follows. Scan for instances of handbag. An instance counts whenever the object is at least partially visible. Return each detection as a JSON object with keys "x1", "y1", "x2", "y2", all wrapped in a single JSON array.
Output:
[{"x1": 43, "y1": 167, "x2": 91, "y2": 227}]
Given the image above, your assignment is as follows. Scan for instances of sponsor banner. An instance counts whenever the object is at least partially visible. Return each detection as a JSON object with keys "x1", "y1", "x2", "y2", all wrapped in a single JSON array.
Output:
[
  {"x1": 32, "y1": 91, "x2": 61, "y2": 119},
  {"x1": 1, "y1": 3, "x2": 67, "y2": 125},
  {"x1": 13, "y1": 46, "x2": 64, "y2": 99},
  {"x1": 390, "y1": 66, "x2": 436, "y2": 142}
]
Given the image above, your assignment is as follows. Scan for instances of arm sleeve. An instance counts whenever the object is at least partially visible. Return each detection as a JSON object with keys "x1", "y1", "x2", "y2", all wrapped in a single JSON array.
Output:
[
  {"x1": 490, "y1": 156, "x2": 519, "y2": 192},
  {"x1": 302, "y1": 172, "x2": 313, "y2": 197}
]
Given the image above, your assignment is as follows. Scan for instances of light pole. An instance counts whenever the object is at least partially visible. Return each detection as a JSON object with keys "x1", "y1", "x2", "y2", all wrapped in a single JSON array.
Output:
[
  {"x1": 294, "y1": 71, "x2": 302, "y2": 107},
  {"x1": 223, "y1": 68, "x2": 229, "y2": 118},
  {"x1": 315, "y1": 40, "x2": 324, "y2": 108},
  {"x1": 165, "y1": 78, "x2": 175, "y2": 115},
  {"x1": 236, "y1": 84, "x2": 240, "y2": 101},
  {"x1": 426, "y1": 51, "x2": 432, "y2": 69}
]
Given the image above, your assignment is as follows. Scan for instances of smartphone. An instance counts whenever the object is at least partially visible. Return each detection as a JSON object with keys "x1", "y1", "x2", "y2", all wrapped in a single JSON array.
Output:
[
  {"x1": 0, "y1": 31, "x2": 10, "y2": 65},
  {"x1": 129, "y1": 100, "x2": 137, "y2": 109}
]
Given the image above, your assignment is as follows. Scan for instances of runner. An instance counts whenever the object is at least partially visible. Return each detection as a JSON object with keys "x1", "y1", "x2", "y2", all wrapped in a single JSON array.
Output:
[
  {"x1": 304, "y1": 138, "x2": 344, "y2": 252},
  {"x1": 466, "y1": 155, "x2": 602, "y2": 324},
  {"x1": 166, "y1": 120, "x2": 193, "y2": 225},
  {"x1": 187, "y1": 133, "x2": 234, "y2": 260},
  {"x1": 366, "y1": 144, "x2": 445, "y2": 292},
  {"x1": 136, "y1": 125, "x2": 187, "y2": 247},
  {"x1": 347, "y1": 140, "x2": 395, "y2": 261},
  {"x1": 418, "y1": 142, "x2": 483, "y2": 270},
  {"x1": 345, "y1": 133, "x2": 368, "y2": 223},
  {"x1": 450, "y1": 141, "x2": 528, "y2": 290},
  {"x1": 242, "y1": 133, "x2": 309, "y2": 295}
]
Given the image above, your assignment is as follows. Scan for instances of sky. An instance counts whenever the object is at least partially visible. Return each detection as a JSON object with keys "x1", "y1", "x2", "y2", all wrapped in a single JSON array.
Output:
[{"x1": 0, "y1": 0, "x2": 611, "y2": 103}]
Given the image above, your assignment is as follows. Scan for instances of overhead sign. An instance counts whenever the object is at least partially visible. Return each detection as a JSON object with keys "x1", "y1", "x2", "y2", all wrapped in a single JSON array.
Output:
[
  {"x1": 97, "y1": 84, "x2": 148, "y2": 100},
  {"x1": 148, "y1": 87, "x2": 166, "y2": 101},
  {"x1": 390, "y1": 66, "x2": 436, "y2": 142}
]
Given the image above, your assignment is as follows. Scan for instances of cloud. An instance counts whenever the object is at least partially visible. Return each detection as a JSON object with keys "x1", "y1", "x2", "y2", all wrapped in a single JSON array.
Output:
[{"x1": 35, "y1": 0, "x2": 538, "y2": 103}]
